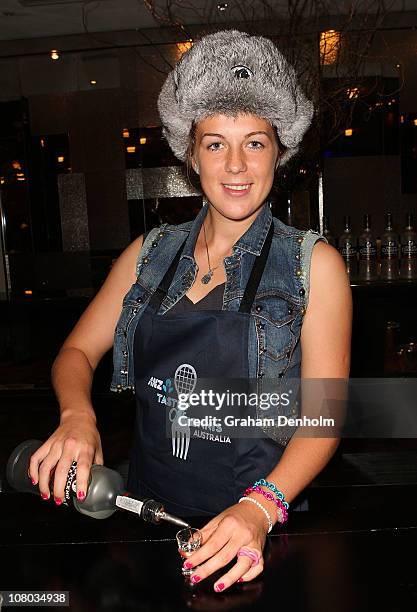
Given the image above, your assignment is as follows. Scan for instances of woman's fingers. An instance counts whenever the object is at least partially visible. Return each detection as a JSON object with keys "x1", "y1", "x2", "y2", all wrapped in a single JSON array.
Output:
[
  {"x1": 188, "y1": 537, "x2": 243, "y2": 583},
  {"x1": 72, "y1": 452, "x2": 95, "y2": 501},
  {"x1": 28, "y1": 441, "x2": 52, "y2": 485},
  {"x1": 212, "y1": 555, "x2": 261, "y2": 592},
  {"x1": 235, "y1": 557, "x2": 265, "y2": 584},
  {"x1": 27, "y1": 420, "x2": 102, "y2": 502},
  {"x1": 37, "y1": 443, "x2": 62, "y2": 499},
  {"x1": 184, "y1": 519, "x2": 232, "y2": 569},
  {"x1": 51, "y1": 450, "x2": 77, "y2": 503}
]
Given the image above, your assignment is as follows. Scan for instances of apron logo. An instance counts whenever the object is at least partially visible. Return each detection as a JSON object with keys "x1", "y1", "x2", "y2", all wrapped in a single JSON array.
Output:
[
  {"x1": 169, "y1": 364, "x2": 198, "y2": 461},
  {"x1": 147, "y1": 376, "x2": 164, "y2": 390},
  {"x1": 162, "y1": 378, "x2": 173, "y2": 394},
  {"x1": 174, "y1": 363, "x2": 197, "y2": 397}
]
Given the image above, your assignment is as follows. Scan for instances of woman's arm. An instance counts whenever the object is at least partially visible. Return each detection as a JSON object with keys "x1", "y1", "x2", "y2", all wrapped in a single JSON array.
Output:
[
  {"x1": 29, "y1": 234, "x2": 145, "y2": 502},
  {"x1": 245, "y1": 241, "x2": 352, "y2": 520},
  {"x1": 183, "y1": 241, "x2": 352, "y2": 591}
]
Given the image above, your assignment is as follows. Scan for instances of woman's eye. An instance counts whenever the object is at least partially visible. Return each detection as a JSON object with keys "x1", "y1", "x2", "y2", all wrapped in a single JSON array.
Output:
[
  {"x1": 207, "y1": 142, "x2": 223, "y2": 151},
  {"x1": 248, "y1": 140, "x2": 264, "y2": 149}
]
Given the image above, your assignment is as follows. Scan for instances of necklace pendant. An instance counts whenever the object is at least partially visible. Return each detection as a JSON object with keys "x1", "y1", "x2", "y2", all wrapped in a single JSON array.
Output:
[{"x1": 201, "y1": 270, "x2": 213, "y2": 284}]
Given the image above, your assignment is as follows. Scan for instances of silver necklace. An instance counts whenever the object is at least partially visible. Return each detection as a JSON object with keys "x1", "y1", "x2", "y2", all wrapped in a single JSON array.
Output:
[{"x1": 201, "y1": 220, "x2": 221, "y2": 284}]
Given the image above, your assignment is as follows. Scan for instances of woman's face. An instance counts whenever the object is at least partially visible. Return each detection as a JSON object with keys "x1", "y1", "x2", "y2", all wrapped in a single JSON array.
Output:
[{"x1": 191, "y1": 113, "x2": 280, "y2": 220}]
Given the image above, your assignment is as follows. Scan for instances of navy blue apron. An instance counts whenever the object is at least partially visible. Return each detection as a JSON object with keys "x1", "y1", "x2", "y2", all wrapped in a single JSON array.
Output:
[{"x1": 127, "y1": 221, "x2": 285, "y2": 516}]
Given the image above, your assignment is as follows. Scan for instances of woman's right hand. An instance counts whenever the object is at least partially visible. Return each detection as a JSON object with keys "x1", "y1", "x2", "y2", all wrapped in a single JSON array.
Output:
[{"x1": 28, "y1": 412, "x2": 103, "y2": 505}]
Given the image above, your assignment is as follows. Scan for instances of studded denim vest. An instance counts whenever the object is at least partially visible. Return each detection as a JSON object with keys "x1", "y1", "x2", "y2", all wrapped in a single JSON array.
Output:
[{"x1": 110, "y1": 199, "x2": 327, "y2": 446}]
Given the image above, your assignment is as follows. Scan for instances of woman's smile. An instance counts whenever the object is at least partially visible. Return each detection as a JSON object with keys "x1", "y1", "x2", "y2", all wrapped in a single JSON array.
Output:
[{"x1": 222, "y1": 183, "x2": 252, "y2": 197}]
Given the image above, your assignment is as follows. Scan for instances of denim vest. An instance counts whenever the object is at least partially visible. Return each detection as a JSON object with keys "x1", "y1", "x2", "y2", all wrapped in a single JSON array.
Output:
[{"x1": 111, "y1": 198, "x2": 327, "y2": 446}]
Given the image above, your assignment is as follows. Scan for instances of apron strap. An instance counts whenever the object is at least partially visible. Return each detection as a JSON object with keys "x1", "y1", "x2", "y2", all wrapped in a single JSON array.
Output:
[
  {"x1": 238, "y1": 220, "x2": 274, "y2": 313},
  {"x1": 148, "y1": 245, "x2": 184, "y2": 313},
  {"x1": 148, "y1": 216, "x2": 274, "y2": 315}
]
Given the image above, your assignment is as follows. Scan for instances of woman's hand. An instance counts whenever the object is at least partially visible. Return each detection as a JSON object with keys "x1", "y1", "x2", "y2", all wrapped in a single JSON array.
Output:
[
  {"x1": 28, "y1": 412, "x2": 103, "y2": 505},
  {"x1": 182, "y1": 500, "x2": 270, "y2": 592}
]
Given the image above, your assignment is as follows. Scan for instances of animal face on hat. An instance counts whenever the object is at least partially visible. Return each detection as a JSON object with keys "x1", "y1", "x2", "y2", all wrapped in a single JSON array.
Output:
[{"x1": 157, "y1": 29, "x2": 314, "y2": 167}]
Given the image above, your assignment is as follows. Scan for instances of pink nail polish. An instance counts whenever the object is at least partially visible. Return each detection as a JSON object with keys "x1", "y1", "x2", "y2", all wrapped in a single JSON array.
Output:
[
  {"x1": 54, "y1": 498, "x2": 62, "y2": 506},
  {"x1": 31, "y1": 478, "x2": 36, "y2": 485},
  {"x1": 77, "y1": 490, "x2": 86, "y2": 500},
  {"x1": 190, "y1": 575, "x2": 201, "y2": 584},
  {"x1": 215, "y1": 583, "x2": 225, "y2": 592},
  {"x1": 41, "y1": 492, "x2": 49, "y2": 500},
  {"x1": 237, "y1": 578, "x2": 244, "y2": 583},
  {"x1": 183, "y1": 561, "x2": 193, "y2": 569}
]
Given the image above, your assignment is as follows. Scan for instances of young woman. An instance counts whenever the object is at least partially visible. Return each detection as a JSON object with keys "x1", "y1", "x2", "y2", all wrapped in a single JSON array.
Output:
[{"x1": 28, "y1": 30, "x2": 352, "y2": 591}]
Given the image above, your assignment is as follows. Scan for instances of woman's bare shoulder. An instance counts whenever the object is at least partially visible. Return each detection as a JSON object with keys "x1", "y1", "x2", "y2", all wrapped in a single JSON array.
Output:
[
  {"x1": 310, "y1": 241, "x2": 348, "y2": 283},
  {"x1": 109, "y1": 234, "x2": 145, "y2": 287}
]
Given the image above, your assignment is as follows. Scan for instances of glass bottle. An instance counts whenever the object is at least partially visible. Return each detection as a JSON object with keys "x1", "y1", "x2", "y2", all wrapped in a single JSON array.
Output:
[
  {"x1": 322, "y1": 215, "x2": 336, "y2": 246},
  {"x1": 399, "y1": 212, "x2": 417, "y2": 280},
  {"x1": 380, "y1": 212, "x2": 399, "y2": 280},
  {"x1": 338, "y1": 215, "x2": 357, "y2": 279},
  {"x1": 358, "y1": 214, "x2": 378, "y2": 281}
]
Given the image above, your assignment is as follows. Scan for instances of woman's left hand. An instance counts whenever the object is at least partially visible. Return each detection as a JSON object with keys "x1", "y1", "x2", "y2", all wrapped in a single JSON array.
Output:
[{"x1": 182, "y1": 501, "x2": 270, "y2": 592}]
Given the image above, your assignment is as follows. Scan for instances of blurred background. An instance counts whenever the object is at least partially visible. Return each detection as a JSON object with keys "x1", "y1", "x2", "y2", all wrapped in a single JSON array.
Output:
[{"x1": 0, "y1": 0, "x2": 416, "y2": 394}]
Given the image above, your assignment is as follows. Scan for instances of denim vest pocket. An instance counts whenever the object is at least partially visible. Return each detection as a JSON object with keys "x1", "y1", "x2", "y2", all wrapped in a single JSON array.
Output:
[{"x1": 252, "y1": 292, "x2": 299, "y2": 379}]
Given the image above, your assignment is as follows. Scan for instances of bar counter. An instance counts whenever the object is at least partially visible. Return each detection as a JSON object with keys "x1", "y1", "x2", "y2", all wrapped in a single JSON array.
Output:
[{"x1": 1, "y1": 484, "x2": 417, "y2": 611}]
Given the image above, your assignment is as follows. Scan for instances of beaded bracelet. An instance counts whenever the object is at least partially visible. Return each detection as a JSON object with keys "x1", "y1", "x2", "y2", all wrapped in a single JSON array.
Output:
[
  {"x1": 253, "y1": 478, "x2": 289, "y2": 510},
  {"x1": 238, "y1": 496, "x2": 273, "y2": 533},
  {"x1": 245, "y1": 486, "x2": 289, "y2": 524},
  {"x1": 245, "y1": 486, "x2": 288, "y2": 524}
]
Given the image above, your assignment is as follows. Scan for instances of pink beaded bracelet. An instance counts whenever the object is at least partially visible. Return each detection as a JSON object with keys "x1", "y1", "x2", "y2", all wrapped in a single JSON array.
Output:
[{"x1": 245, "y1": 485, "x2": 289, "y2": 524}]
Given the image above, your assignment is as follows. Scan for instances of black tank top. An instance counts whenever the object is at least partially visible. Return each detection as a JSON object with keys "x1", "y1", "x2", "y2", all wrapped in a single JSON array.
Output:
[{"x1": 168, "y1": 282, "x2": 225, "y2": 313}]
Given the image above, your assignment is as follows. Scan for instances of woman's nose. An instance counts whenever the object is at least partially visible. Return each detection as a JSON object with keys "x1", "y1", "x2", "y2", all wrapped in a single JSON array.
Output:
[{"x1": 225, "y1": 147, "x2": 247, "y2": 173}]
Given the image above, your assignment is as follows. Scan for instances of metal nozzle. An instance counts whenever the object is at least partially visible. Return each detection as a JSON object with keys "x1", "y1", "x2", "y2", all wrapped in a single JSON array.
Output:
[{"x1": 116, "y1": 495, "x2": 190, "y2": 528}]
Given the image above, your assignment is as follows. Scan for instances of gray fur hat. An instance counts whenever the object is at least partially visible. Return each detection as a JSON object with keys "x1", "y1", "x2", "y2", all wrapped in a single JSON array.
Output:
[{"x1": 157, "y1": 29, "x2": 314, "y2": 167}]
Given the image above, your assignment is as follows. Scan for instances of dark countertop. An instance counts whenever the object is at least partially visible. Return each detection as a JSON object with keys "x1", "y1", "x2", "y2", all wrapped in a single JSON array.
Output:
[{"x1": 1, "y1": 490, "x2": 417, "y2": 612}]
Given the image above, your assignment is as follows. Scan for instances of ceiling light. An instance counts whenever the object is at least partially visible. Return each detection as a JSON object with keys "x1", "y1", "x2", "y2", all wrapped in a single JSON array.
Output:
[
  {"x1": 320, "y1": 30, "x2": 340, "y2": 65},
  {"x1": 347, "y1": 87, "x2": 359, "y2": 99},
  {"x1": 176, "y1": 41, "x2": 193, "y2": 55}
]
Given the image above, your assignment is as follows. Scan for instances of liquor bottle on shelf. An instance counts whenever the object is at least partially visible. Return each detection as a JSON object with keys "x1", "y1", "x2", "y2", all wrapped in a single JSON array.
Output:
[
  {"x1": 338, "y1": 215, "x2": 357, "y2": 279},
  {"x1": 380, "y1": 212, "x2": 399, "y2": 280},
  {"x1": 358, "y1": 214, "x2": 378, "y2": 281},
  {"x1": 322, "y1": 215, "x2": 336, "y2": 246},
  {"x1": 399, "y1": 212, "x2": 417, "y2": 280}
]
